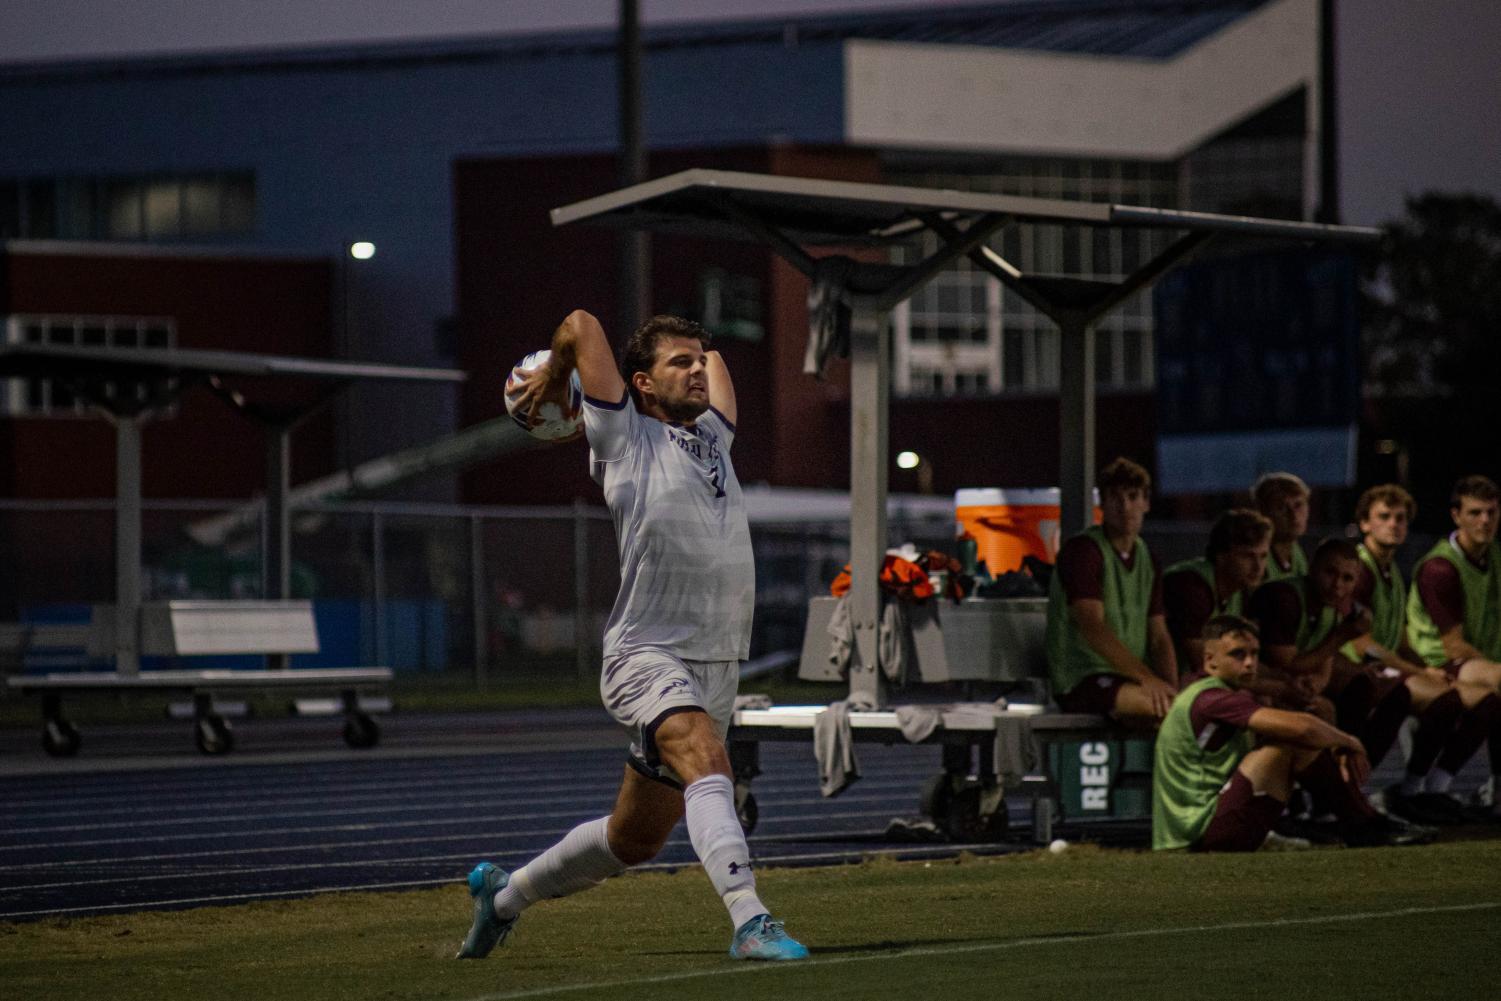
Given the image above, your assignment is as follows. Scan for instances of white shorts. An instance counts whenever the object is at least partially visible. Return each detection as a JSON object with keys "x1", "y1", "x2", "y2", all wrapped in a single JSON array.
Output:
[{"x1": 600, "y1": 648, "x2": 738, "y2": 788}]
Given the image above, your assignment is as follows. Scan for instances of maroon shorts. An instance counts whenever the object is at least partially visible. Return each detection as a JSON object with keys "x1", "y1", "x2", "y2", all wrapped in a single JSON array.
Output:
[
  {"x1": 1056, "y1": 673, "x2": 1130, "y2": 716},
  {"x1": 1194, "y1": 771, "x2": 1285, "y2": 852}
]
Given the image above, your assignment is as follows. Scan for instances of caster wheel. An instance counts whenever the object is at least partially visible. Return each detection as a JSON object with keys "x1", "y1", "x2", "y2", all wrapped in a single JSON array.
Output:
[
  {"x1": 194, "y1": 715, "x2": 234, "y2": 755},
  {"x1": 342, "y1": 713, "x2": 380, "y2": 749},
  {"x1": 42, "y1": 719, "x2": 81, "y2": 757},
  {"x1": 734, "y1": 784, "x2": 759, "y2": 835}
]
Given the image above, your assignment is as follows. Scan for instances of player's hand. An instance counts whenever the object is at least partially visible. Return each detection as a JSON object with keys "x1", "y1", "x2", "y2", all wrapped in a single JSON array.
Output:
[
  {"x1": 509, "y1": 363, "x2": 567, "y2": 421},
  {"x1": 1142, "y1": 676, "x2": 1176, "y2": 718},
  {"x1": 1422, "y1": 667, "x2": 1452, "y2": 686},
  {"x1": 1335, "y1": 744, "x2": 1371, "y2": 787}
]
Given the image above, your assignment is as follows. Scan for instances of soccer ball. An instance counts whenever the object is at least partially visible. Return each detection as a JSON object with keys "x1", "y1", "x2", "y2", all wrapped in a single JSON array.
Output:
[{"x1": 504, "y1": 349, "x2": 584, "y2": 442}]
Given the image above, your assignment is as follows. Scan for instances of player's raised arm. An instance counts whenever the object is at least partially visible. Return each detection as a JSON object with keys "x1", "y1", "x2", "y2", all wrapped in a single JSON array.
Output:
[
  {"x1": 705, "y1": 349, "x2": 736, "y2": 428},
  {"x1": 510, "y1": 310, "x2": 626, "y2": 417},
  {"x1": 552, "y1": 310, "x2": 625, "y2": 404}
]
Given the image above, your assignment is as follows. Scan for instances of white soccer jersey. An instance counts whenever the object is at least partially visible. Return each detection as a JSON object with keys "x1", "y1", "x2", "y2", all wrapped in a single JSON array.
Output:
[{"x1": 583, "y1": 391, "x2": 754, "y2": 662}]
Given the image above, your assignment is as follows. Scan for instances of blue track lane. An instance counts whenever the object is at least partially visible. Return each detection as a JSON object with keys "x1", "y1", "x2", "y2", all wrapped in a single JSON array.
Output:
[
  {"x1": 0, "y1": 710, "x2": 1036, "y2": 921},
  {"x1": 0, "y1": 708, "x2": 1464, "y2": 921}
]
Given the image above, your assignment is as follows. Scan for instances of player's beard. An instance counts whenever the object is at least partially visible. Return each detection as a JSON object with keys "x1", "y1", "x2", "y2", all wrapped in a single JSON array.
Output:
[{"x1": 659, "y1": 392, "x2": 710, "y2": 423}]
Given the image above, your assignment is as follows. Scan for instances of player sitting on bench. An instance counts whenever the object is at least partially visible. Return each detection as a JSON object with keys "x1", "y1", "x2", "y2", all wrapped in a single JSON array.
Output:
[{"x1": 1045, "y1": 457, "x2": 1177, "y2": 724}]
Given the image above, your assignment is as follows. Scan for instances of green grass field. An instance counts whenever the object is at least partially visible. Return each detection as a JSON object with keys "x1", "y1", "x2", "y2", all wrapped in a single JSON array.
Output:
[{"x1": 4, "y1": 840, "x2": 1499, "y2": 1000}]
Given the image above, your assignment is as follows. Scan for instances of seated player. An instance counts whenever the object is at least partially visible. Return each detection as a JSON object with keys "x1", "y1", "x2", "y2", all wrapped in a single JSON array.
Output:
[
  {"x1": 1341, "y1": 484, "x2": 1488, "y2": 825},
  {"x1": 1153, "y1": 615, "x2": 1427, "y2": 851},
  {"x1": 1252, "y1": 472, "x2": 1311, "y2": 582},
  {"x1": 1405, "y1": 475, "x2": 1501, "y2": 820},
  {"x1": 1163, "y1": 508, "x2": 1272, "y2": 669},
  {"x1": 1045, "y1": 457, "x2": 1177, "y2": 725},
  {"x1": 1249, "y1": 539, "x2": 1403, "y2": 748}
]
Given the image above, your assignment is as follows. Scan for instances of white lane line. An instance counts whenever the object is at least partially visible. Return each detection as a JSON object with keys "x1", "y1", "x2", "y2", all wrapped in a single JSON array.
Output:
[
  {"x1": 0, "y1": 812, "x2": 910, "y2": 889},
  {"x1": 1, "y1": 784, "x2": 919, "y2": 842},
  {"x1": 0, "y1": 842, "x2": 1010, "y2": 919},
  {"x1": 0, "y1": 752, "x2": 628, "y2": 812},
  {"x1": 0, "y1": 745, "x2": 931, "y2": 809},
  {"x1": 2, "y1": 770, "x2": 921, "y2": 824},
  {"x1": 0, "y1": 801, "x2": 912, "y2": 861},
  {"x1": 456, "y1": 900, "x2": 1501, "y2": 1001}
]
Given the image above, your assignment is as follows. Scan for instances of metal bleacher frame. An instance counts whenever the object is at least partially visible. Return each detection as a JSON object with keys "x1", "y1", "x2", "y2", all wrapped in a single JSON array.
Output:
[
  {"x1": 0, "y1": 343, "x2": 465, "y2": 756},
  {"x1": 551, "y1": 170, "x2": 1380, "y2": 842}
]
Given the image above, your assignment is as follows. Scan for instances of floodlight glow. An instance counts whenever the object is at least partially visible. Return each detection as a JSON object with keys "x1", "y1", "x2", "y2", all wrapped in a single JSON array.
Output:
[
  {"x1": 349, "y1": 241, "x2": 377, "y2": 260},
  {"x1": 896, "y1": 451, "x2": 921, "y2": 470}
]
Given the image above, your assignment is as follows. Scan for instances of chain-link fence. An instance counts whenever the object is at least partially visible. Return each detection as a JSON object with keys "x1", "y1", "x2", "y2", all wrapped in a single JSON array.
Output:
[
  {"x1": 1, "y1": 497, "x2": 1439, "y2": 693},
  {"x1": 0, "y1": 499, "x2": 953, "y2": 690}
]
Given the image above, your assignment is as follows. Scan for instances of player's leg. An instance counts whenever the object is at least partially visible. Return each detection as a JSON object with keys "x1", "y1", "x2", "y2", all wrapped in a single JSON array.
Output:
[
  {"x1": 1065, "y1": 674, "x2": 1154, "y2": 727},
  {"x1": 1357, "y1": 672, "x2": 1412, "y2": 766},
  {"x1": 1428, "y1": 679, "x2": 1499, "y2": 796},
  {"x1": 1196, "y1": 746, "x2": 1298, "y2": 851},
  {"x1": 1390, "y1": 680, "x2": 1463, "y2": 807},
  {"x1": 455, "y1": 770, "x2": 644, "y2": 960},
  {"x1": 652, "y1": 665, "x2": 807, "y2": 961}
]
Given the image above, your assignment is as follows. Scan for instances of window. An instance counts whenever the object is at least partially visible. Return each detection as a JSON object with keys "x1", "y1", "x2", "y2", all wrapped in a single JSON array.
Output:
[
  {"x1": 2, "y1": 315, "x2": 177, "y2": 417},
  {"x1": 889, "y1": 159, "x2": 1170, "y2": 397},
  {"x1": 0, "y1": 172, "x2": 256, "y2": 241}
]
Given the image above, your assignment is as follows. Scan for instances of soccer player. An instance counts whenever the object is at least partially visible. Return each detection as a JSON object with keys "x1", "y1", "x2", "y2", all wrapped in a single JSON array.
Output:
[
  {"x1": 1405, "y1": 475, "x2": 1501, "y2": 819},
  {"x1": 1252, "y1": 472, "x2": 1311, "y2": 582},
  {"x1": 1152, "y1": 615, "x2": 1425, "y2": 850},
  {"x1": 457, "y1": 310, "x2": 808, "y2": 961},
  {"x1": 1162, "y1": 508, "x2": 1272, "y2": 669},
  {"x1": 1341, "y1": 485, "x2": 1485, "y2": 824},
  {"x1": 1248, "y1": 539, "x2": 1395, "y2": 745},
  {"x1": 1045, "y1": 457, "x2": 1178, "y2": 724}
]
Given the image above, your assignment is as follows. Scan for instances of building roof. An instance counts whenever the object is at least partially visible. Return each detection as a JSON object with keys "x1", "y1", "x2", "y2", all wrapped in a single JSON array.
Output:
[{"x1": 0, "y1": 2, "x2": 1271, "y2": 80}]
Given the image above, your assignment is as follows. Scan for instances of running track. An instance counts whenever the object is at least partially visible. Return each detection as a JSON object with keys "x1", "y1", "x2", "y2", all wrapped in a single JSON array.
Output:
[
  {"x1": 0, "y1": 709, "x2": 1051, "y2": 922},
  {"x1": 0, "y1": 708, "x2": 1470, "y2": 922}
]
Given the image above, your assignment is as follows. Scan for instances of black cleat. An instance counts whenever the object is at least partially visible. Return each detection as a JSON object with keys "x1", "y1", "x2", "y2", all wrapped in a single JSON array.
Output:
[{"x1": 1341, "y1": 813, "x2": 1436, "y2": 848}]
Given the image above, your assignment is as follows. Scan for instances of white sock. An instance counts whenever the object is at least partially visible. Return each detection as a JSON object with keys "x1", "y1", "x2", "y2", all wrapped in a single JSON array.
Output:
[
  {"x1": 1426, "y1": 768, "x2": 1455, "y2": 795},
  {"x1": 492, "y1": 816, "x2": 623, "y2": 920},
  {"x1": 683, "y1": 774, "x2": 767, "y2": 930}
]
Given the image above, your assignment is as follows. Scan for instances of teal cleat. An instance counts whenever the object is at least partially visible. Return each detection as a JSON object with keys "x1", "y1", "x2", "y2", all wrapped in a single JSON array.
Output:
[
  {"x1": 455, "y1": 862, "x2": 517, "y2": 959},
  {"x1": 728, "y1": 914, "x2": 809, "y2": 961}
]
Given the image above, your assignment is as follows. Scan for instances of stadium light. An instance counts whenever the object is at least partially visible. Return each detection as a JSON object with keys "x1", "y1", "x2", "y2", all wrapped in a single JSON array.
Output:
[
  {"x1": 349, "y1": 241, "x2": 377, "y2": 260},
  {"x1": 896, "y1": 451, "x2": 921, "y2": 470}
]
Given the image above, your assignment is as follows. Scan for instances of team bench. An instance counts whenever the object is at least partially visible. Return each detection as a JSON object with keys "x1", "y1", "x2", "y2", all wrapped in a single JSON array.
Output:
[
  {"x1": 4, "y1": 600, "x2": 390, "y2": 757},
  {"x1": 727, "y1": 596, "x2": 1146, "y2": 844}
]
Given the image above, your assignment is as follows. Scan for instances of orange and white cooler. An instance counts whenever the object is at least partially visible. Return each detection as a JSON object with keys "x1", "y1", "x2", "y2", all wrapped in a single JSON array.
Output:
[{"x1": 955, "y1": 488, "x2": 1101, "y2": 576}]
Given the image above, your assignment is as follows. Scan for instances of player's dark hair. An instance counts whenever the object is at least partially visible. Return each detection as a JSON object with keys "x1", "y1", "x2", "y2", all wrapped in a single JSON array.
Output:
[
  {"x1": 1206, "y1": 508, "x2": 1273, "y2": 559},
  {"x1": 1251, "y1": 471, "x2": 1309, "y2": 512},
  {"x1": 1098, "y1": 456, "x2": 1151, "y2": 497},
  {"x1": 1311, "y1": 536, "x2": 1361, "y2": 570},
  {"x1": 620, "y1": 315, "x2": 710, "y2": 408},
  {"x1": 1355, "y1": 483, "x2": 1416, "y2": 523},
  {"x1": 1450, "y1": 474, "x2": 1501, "y2": 510},
  {"x1": 1202, "y1": 613, "x2": 1259, "y2": 643}
]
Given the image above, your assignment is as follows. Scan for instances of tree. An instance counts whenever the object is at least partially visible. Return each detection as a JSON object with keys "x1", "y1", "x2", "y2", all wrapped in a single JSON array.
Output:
[{"x1": 1362, "y1": 192, "x2": 1501, "y2": 524}]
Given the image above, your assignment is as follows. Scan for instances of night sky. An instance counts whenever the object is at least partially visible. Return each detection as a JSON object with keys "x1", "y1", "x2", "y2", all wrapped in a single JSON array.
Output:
[{"x1": 1, "y1": 0, "x2": 1497, "y2": 227}]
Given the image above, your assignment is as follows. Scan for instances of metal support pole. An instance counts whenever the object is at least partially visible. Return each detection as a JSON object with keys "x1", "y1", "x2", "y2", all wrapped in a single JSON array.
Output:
[
  {"x1": 470, "y1": 514, "x2": 487, "y2": 690},
  {"x1": 573, "y1": 498, "x2": 592, "y2": 682},
  {"x1": 372, "y1": 511, "x2": 388, "y2": 667},
  {"x1": 1058, "y1": 316, "x2": 1096, "y2": 536},
  {"x1": 847, "y1": 306, "x2": 889, "y2": 709},
  {"x1": 617, "y1": 0, "x2": 649, "y2": 335},
  {"x1": 114, "y1": 416, "x2": 142, "y2": 676},
  {"x1": 265, "y1": 425, "x2": 293, "y2": 669}
]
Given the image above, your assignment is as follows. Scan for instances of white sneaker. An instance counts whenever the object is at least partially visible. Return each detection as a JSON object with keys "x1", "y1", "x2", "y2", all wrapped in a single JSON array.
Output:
[{"x1": 1261, "y1": 829, "x2": 1312, "y2": 851}]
